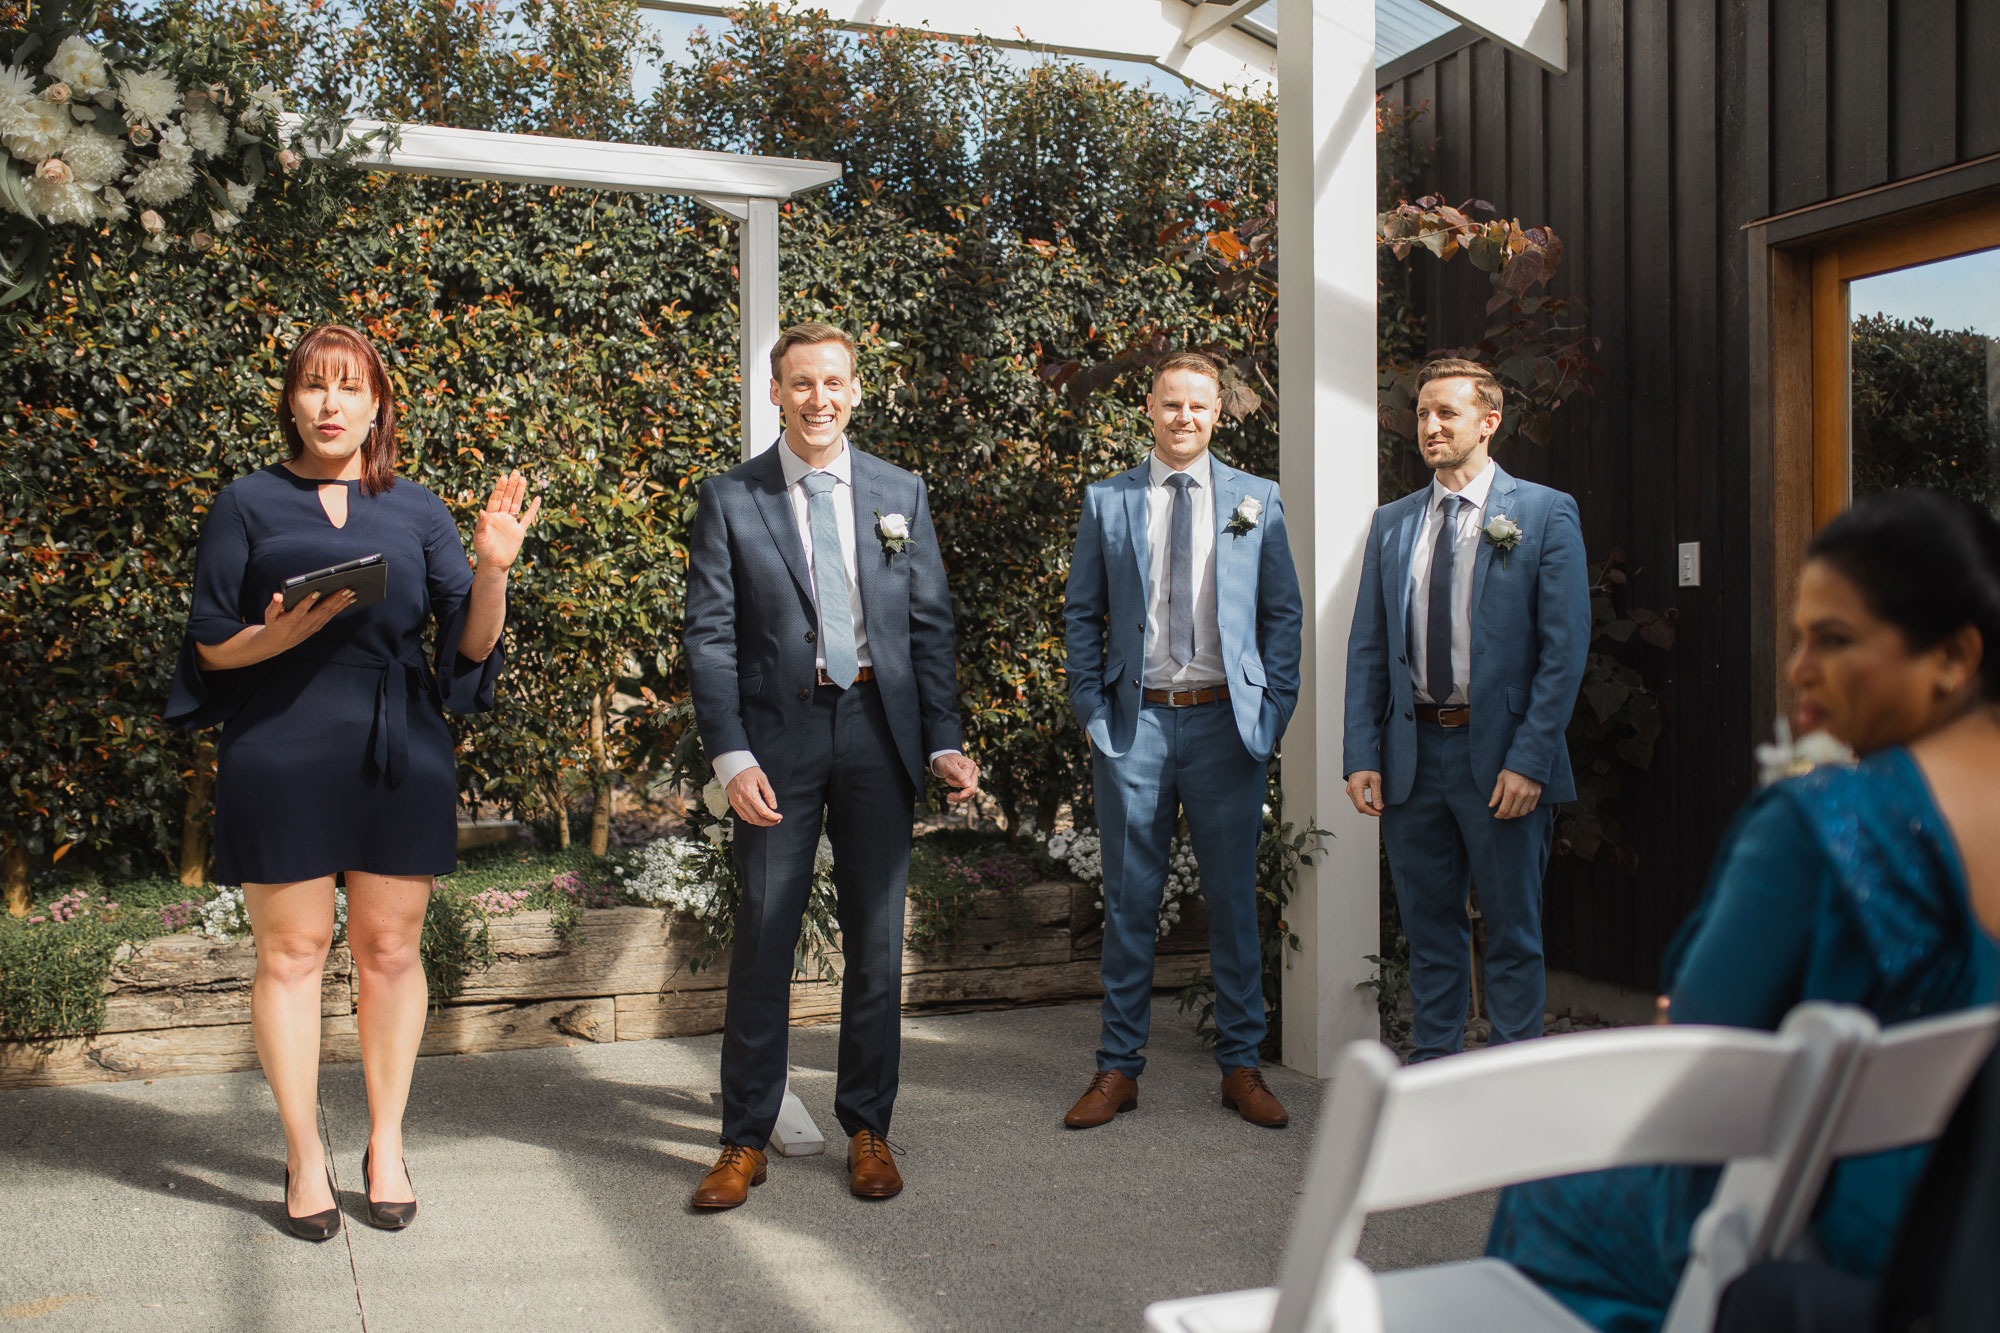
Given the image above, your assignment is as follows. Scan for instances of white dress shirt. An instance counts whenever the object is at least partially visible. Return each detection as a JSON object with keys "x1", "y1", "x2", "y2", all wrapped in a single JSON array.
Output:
[
  {"x1": 1142, "y1": 450, "x2": 1227, "y2": 690},
  {"x1": 712, "y1": 437, "x2": 959, "y2": 789},
  {"x1": 1406, "y1": 458, "x2": 1496, "y2": 707}
]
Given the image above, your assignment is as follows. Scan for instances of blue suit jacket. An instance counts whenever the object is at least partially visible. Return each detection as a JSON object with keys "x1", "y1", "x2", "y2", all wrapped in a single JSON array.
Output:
[
  {"x1": 1342, "y1": 463, "x2": 1590, "y2": 805},
  {"x1": 682, "y1": 445, "x2": 964, "y2": 789},
  {"x1": 1063, "y1": 455, "x2": 1304, "y2": 762}
]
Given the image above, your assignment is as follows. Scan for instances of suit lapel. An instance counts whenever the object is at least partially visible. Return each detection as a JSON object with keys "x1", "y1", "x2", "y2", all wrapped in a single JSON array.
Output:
[
  {"x1": 851, "y1": 450, "x2": 890, "y2": 616},
  {"x1": 1389, "y1": 488, "x2": 1427, "y2": 655},
  {"x1": 1120, "y1": 463, "x2": 1151, "y2": 599},
  {"x1": 1209, "y1": 456, "x2": 1243, "y2": 624},
  {"x1": 1470, "y1": 464, "x2": 1516, "y2": 617},
  {"x1": 750, "y1": 446, "x2": 814, "y2": 604}
]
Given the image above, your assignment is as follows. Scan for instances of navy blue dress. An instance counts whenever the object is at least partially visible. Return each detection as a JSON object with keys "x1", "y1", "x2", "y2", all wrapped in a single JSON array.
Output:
[{"x1": 166, "y1": 465, "x2": 504, "y2": 885}]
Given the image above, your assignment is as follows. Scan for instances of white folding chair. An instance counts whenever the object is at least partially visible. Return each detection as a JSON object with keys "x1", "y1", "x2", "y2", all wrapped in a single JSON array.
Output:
[
  {"x1": 1144, "y1": 1004, "x2": 1873, "y2": 1333},
  {"x1": 1664, "y1": 1004, "x2": 2000, "y2": 1333}
]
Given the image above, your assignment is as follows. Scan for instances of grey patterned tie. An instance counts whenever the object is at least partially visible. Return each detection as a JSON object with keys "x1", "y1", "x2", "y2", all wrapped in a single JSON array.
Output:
[
  {"x1": 800, "y1": 471, "x2": 858, "y2": 689},
  {"x1": 1427, "y1": 493, "x2": 1463, "y2": 705},
  {"x1": 1167, "y1": 471, "x2": 1196, "y2": 668}
]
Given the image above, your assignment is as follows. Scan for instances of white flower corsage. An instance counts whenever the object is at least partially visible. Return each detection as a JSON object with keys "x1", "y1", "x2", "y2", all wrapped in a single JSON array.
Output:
[
  {"x1": 1225, "y1": 495, "x2": 1263, "y2": 536},
  {"x1": 1482, "y1": 513, "x2": 1523, "y2": 561},
  {"x1": 876, "y1": 510, "x2": 914, "y2": 555},
  {"x1": 1754, "y1": 718, "x2": 1856, "y2": 788}
]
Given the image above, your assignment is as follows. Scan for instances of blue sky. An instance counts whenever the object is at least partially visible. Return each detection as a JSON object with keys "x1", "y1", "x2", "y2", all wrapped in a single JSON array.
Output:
[{"x1": 1850, "y1": 248, "x2": 2000, "y2": 340}]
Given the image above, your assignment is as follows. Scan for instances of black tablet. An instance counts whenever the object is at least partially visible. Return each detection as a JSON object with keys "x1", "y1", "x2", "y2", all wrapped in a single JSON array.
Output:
[{"x1": 282, "y1": 553, "x2": 388, "y2": 612}]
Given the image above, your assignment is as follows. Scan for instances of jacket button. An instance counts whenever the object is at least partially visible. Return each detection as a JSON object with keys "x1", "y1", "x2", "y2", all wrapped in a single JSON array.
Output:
[
  {"x1": 1137, "y1": 622, "x2": 1145, "y2": 631},
  {"x1": 1131, "y1": 679, "x2": 1139, "y2": 687},
  {"x1": 1404, "y1": 711, "x2": 1413, "y2": 720},
  {"x1": 798, "y1": 687, "x2": 811, "y2": 701},
  {"x1": 805, "y1": 630, "x2": 816, "y2": 643},
  {"x1": 1398, "y1": 655, "x2": 1407, "y2": 665}
]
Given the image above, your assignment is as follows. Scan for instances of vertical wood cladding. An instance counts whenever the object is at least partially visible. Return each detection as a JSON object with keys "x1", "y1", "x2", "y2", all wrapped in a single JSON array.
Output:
[{"x1": 1379, "y1": 0, "x2": 1994, "y2": 986}]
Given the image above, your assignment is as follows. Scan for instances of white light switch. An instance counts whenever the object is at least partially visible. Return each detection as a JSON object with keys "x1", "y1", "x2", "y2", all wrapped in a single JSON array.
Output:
[{"x1": 1678, "y1": 542, "x2": 1701, "y2": 587}]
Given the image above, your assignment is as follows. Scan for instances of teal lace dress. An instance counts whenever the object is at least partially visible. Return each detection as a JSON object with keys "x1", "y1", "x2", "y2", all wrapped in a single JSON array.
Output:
[{"x1": 1485, "y1": 748, "x2": 1998, "y2": 1333}]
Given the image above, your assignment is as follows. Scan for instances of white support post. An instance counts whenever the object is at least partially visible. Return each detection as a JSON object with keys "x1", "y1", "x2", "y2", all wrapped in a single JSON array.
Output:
[
  {"x1": 737, "y1": 197, "x2": 783, "y2": 462},
  {"x1": 1277, "y1": 0, "x2": 1381, "y2": 1078}
]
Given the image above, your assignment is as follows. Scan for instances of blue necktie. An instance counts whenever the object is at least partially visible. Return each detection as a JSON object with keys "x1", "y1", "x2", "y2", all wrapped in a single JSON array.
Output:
[
  {"x1": 1166, "y1": 472, "x2": 1196, "y2": 667},
  {"x1": 800, "y1": 471, "x2": 858, "y2": 688},
  {"x1": 1427, "y1": 493, "x2": 1463, "y2": 705}
]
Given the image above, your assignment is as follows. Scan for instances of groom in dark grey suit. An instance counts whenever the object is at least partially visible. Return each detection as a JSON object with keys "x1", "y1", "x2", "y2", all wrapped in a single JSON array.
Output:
[{"x1": 682, "y1": 322, "x2": 980, "y2": 1209}]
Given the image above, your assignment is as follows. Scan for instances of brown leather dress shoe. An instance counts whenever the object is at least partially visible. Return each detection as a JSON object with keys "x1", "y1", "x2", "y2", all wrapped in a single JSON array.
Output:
[
  {"x1": 1221, "y1": 1066, "x2": 1289, "y2": 1128},
  {"x1": 848, "y1": 1130, "x2": 903, "y2": 1199},
  {"x1": 691, "y1": 1144, "x2": 767, "y2": 1209},
  {"x1": 1063, "y1": 1069, "x2": 1138, "y2": 1128}
]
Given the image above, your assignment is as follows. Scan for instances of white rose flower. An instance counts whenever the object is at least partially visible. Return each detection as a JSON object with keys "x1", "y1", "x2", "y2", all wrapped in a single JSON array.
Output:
[
  {"x1": 125, "y1": 157, "x2": 194, "y2": 206},
  {"x1": 703, "y1": 823, "x2": 728, "y2": 847},
  {"x1": 225, "y1": 179, "x2": 254, "y2": 212},
  {"x1": 157, "y1": 124, "x2": 192, "y2": 165},
  {"x1": 0, "y1": 64, "x2": 34, "y2": 109},
  {"x1": 188, "y1": 229, "x2": 214, "y2": 253},
  {"x1": 139, "y1": 207, "x2": 164, "y2": 234},
  {"x1": 277, "y1": 147, "x2": 299, "y2": 171},
  {"x1": 45, "y1": 82, "x2": 71, "y2": 106},
  {"x1": 879, "y1": 512, "x2": 910, "y2": 540},
  {"x1": 44, "y1": 35, "x2": 111, "y2": 99},
  {"x1": 35, "y1": 157, "x2": 72, "y2": 185},
  {"x1": 1484, "y1": 514, "x2": 1522, "y2": 542},
  {"x1": 2, "y1": 97, "x2": 72, "y2": 163},
  {"x1": 701, "y1": 777, "x2": 730, "y2": 819},
  {"x1": 61, "y1": 127, "x2": 127, "y2": 186},
  {"x1": 183, "y1": 108, "x2": 229, "y2": 158},
  {"x1": 1238, "y1": 496, "x2": 1263, "y2": 519},
  {"x1": 117, "y1": 68, "x2": 180, "y2": 128}
]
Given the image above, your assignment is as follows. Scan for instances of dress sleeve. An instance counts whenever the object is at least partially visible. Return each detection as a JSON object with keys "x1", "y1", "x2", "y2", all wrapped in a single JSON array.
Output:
[
  {"x1": 164, "y1": 487, "x2": 255, "y2": 728},
  {"x1": 424, "y1": 490, "x2": 503, "y2": 714},
  {"x1": 1663, "y1": 791, "x2": 1827, "y2": 1029}
]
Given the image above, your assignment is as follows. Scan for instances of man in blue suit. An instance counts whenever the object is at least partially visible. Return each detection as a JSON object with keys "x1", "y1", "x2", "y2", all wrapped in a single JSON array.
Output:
[
  {"x1": 682, "y1": 323, "x2": 981, "y2": 1208},
  {"x1": 1061, "y1": 351, "x2": 1304, "y2": 1129},
  {"x1": 1343, "y1": 357, "x2": 1590, "y2": 1062}
]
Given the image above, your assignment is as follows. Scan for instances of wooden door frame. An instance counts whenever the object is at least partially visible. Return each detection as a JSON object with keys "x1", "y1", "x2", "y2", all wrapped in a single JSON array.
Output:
[{"x1": 1746, "y1": 172, "x2": 2000, "y2": 729}]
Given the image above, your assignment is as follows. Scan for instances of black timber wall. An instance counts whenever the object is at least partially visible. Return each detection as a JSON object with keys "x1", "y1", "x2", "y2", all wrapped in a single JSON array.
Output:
[{"x1": 1377, "y1": 0, "x2": 2000, "y2": 987}]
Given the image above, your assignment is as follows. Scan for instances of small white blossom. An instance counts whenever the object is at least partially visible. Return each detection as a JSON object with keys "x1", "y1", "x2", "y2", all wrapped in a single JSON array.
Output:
[
  {"x1": 199, "y1": 887, "x2": 249, "y2": 938},
  {"x1": 34, "y1": 157, "x2": 71, "y2": 185},
  {"x1": 2, "y1": 97, "x2": 72, "y2": 163},
  {"x1": 117, "y1": 68, "x2": 180, "y2": 128},
  {"x1": 141, "y1": 231, "x2": 171, "y2": 253},
  {"x1": 44, "y1": 35, "x2": 111, "y2": 99},
  {"x1": 44, "y1": 82, "x2": 71, "y2": 106},
  {"x1": 0, "y1": 64, "x2": 34, "y2": 109},
  {"x1": 225, "y1": 179, "x2": 253, "y2": 212},
  {"x1": 61, "y1": 127, "x2": 127, "y2": 186},
  {"x1": 96, "y1": 184, "x2": 128, "y2": 222},
  {"x1": 125, "y1": 156, "x2": 194, "y2": 206},
  {"x1": 1755, "y1": 717, "x2": 1856, "y2": 788},
  {"x1": 209, "y1": 207, "x2": 239, "y2": 233},
  {"x1": 139, "y1": 207, "x2": 163, "y2": 234},
  {"x1": 702, "y1": 777, "x2": 730, "y2": 819},
  {"x1": 157, "y1": 124, "x2": 192, "y2": 165},
  {"x1": 238, "y1": 83, "x2": 282, "y2": 130},
  {"x1": 183, "y1": 107, "x2": 229, "y2": 158},
  {"x1": 703, "y1": 823, "x2": 728, "y2": 847}
]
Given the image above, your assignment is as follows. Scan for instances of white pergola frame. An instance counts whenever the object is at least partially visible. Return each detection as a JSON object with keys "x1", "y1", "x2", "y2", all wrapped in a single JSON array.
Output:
[
  {"x1": 637, "y1": 0, "x2": 1565, "y2": 1080},
  {"x1": 288, "y1": 113, "x2": 840, "y2": 1155}
]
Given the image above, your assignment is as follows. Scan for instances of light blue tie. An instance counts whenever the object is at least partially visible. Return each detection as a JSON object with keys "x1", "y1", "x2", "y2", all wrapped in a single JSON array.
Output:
[
  {"x1": 800, "y1": 471, "x2": 858, "y2": 688},
  {"x1": 1166, "y1": 472, "x2": 1196, "y2": 667}
]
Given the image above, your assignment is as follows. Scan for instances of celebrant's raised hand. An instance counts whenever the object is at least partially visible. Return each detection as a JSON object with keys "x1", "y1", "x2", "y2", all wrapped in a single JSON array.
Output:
[{"x1": 473, "y1": 470, "x2": 541, "y2": 572}]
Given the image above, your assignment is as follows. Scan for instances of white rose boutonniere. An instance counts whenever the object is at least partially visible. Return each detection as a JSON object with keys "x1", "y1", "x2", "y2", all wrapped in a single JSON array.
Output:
[
  {"x1": 1225, "y1": 494, "x2": 1263, "y2": 537},
  {"x1": 1482, "y1": 513, "x2": 1523, "y2": 562},
  {"x1": 701, "y1": 777, "x2": 731, "y2": 819},
  {"x1": 876, "y1": 510, "x2": 914, "y2": 556},
  {"x1": 1754, "y1": 717, "x2": 1856, "y2": 788}
]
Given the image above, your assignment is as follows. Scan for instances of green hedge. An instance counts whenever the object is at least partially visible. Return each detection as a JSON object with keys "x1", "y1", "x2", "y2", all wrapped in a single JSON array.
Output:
[{"x1": 2, "y1": 0, "x2": 1280, "y2": 885}]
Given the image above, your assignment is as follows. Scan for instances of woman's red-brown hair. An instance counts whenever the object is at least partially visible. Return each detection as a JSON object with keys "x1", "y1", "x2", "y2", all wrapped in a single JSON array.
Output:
[{"x1": 280, "y1": 324, "x2": 399, "y2": 496}]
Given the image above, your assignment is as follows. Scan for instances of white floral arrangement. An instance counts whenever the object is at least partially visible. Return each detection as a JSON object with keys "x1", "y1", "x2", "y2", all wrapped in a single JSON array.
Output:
[
  {"x1": 197, "y1": 884, "x2": 345, "y2": 941},
  {"x1": 1042, "y1": 827, "x2": 1198, "y2": 939}
]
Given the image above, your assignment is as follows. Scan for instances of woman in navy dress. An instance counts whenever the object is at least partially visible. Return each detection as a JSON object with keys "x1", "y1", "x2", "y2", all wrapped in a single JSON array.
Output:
[
  {"x1": 1485, "y1": 491, "x2": 2000, "y2": 1332},
  {"x1": 167, "y1": 324, "x2": 539, "y2": 1239}
]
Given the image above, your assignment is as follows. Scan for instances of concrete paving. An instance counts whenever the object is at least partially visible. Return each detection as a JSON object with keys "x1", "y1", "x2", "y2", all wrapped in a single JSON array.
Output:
[{"x1": 0, "y1": 1000, "x2": 1495, "y2": 1331}]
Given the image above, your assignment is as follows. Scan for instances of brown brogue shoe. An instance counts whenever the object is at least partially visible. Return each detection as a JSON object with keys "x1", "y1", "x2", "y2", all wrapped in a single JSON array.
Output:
[
  {"x1": 848, "y1": 1130, "x2": 903, "y2": 1199},
  {"x1": 1221, "y1": 1066, "x2": 1289, "y2": 1128},
  {"x1": 1063, "y1": 1069, "x2": 1138, "y2": 1128},
  {"x1": 691, "y1": 1144, "x2": 767, "y2": 1209}
]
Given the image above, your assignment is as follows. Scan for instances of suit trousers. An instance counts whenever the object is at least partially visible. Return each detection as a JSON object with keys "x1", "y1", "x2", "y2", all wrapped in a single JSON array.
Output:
[
  {"x1": 721, "y1": 679, "x2": 914, "y2": 1147},
  {"x1": 1093, "y1": 697, "x2": 1266, "y2": 1076},
  {"x1": 1380, "y1": 722, "x2": 1552, "y2": 1062}
]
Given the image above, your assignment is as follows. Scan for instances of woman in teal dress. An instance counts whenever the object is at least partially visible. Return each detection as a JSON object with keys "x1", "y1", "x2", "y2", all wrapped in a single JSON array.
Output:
[{"x1": 1486, "y1": 490, "x2": 2000, "y2": 1333}]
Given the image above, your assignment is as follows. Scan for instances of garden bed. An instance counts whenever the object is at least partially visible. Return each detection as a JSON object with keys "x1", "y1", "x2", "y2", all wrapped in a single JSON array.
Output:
[{"x1": 0, "y1": 880, "x2": 1210, "y2": 1089}]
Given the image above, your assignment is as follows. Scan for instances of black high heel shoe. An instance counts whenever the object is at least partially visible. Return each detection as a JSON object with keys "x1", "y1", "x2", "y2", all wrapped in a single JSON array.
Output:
[
  {"x1": 362, "y1": 1146, "x2": 418, "y2": 1230},
  {"x1": 283, "y1": 1166, "x2": 341, "y2": 1241}
]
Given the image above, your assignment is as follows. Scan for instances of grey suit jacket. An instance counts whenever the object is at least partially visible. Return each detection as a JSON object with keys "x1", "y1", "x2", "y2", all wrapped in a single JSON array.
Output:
[{"x1": 682, "y1": 444, "x2": 964, "y2": 789}]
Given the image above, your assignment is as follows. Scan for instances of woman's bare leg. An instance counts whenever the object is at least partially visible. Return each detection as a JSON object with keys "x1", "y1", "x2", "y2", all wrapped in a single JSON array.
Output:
[
  {"x1": 345, "y1": 872, "x2": 431, "y2": 1202},
  {"x1": 244, "y1": 877, "x2": 338, "y2": 1215}
]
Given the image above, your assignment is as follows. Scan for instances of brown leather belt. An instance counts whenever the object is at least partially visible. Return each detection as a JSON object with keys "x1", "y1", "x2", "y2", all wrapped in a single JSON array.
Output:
[
  {"x1": 1415, "y1": 704, "x2": 1471, "y2": 727},
  {"x1": 816, "y1": 665, "x2": 876, "y2": 687},
  {"x1": 1142, "y1": 684, "x2": 1231, "y2": 707}
]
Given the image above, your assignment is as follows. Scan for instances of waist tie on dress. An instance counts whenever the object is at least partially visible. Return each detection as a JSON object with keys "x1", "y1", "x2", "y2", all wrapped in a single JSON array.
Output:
[{"x1": 292, "y1": 649, "x2": 433, "y2": 787}]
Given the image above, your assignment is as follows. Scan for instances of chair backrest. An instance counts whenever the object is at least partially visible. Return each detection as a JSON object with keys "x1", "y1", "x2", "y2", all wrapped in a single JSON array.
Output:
[
  {"x1": 1265, "y1": 1005, "x2": 1871, "y2": 1333},
  {"x1": 1766, "y1": 1004, "x2": 2000, "y2": 1256}
]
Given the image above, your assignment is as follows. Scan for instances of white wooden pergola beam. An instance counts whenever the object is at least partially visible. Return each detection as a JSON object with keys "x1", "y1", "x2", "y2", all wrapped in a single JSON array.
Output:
[
  {"x1": 1419, "y1": 0, "x2": 1566, "y2": 73},
  {"x1": 637, "y1": 0, "x2": 1279, "y2": 95}
]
